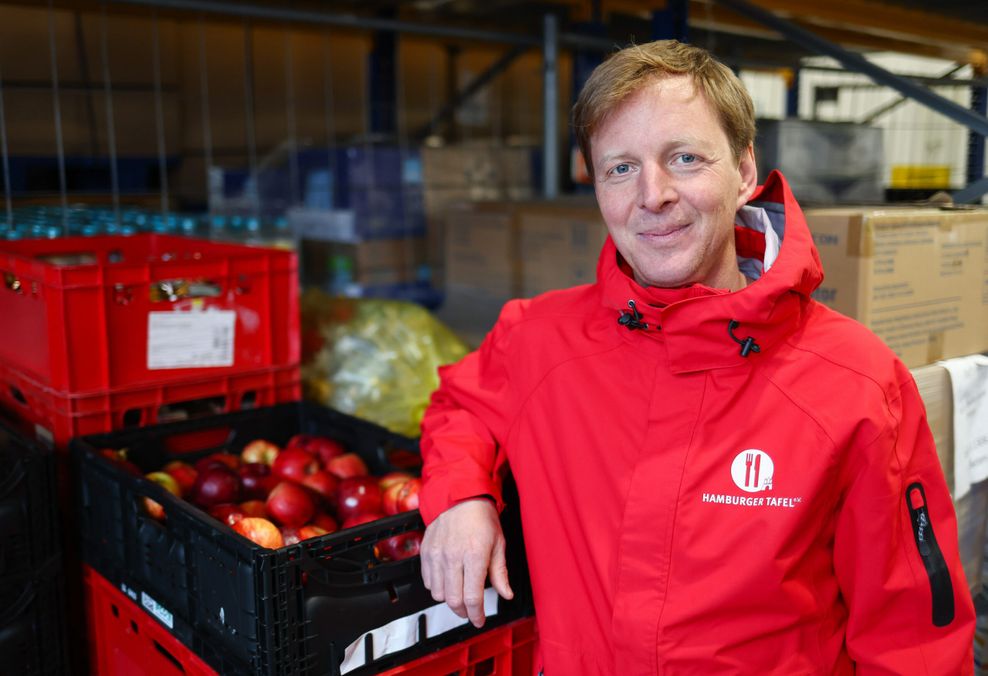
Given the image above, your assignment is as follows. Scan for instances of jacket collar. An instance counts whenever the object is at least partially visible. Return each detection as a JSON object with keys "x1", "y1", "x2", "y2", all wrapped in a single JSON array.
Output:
[{"x1": 597, "y1": 170, "x2": 823, "y2": 373}]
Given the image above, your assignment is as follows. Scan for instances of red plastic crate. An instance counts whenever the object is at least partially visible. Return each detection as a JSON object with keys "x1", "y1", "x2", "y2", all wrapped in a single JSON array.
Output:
[
  {"x1": 379, "y1": 617, "x2": 539, "y2": 676},
  {"x1": 0, "y1": 357, "x2": 300, "y2": 450},
  {"x1": 84, "y1": 565, "x2": 216, "y2": 676},
  {"x1": 0, "y1": 234, "x2": 298, "y2": 393}
]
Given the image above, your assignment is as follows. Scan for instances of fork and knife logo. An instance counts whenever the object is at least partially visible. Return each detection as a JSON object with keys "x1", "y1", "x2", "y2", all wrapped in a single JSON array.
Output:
[{"x1": 731, "y1": 449, "x2": 774, "y2": 493}]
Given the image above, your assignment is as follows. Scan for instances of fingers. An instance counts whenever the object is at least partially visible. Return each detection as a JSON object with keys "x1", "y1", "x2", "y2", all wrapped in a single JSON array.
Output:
[
  {"x1": 463, "y1": 550, "x2": 490, "y2": 628},
  {"x1": 488, "y1": 535, "x2": 514, "y2": 601}
]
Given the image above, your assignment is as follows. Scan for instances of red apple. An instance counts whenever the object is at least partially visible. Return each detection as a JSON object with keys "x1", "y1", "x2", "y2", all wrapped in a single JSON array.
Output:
[
  {"x1": 194, "y1": 452, "x2": 241, "y2": 473},
  {"x1": 233, "y1": 517, "x2": 284, "y2": 549},
  {"x1": 378, "y1": 472, "x2": 413, "y2": 492},
  {"x1": 191, "y1": 465, "x2": 242, "y2": 508},
  {"x1": 301, "y1": 470, "x2": 339, "y2": 504},
  {"x1": 375, "y1": 531, "x2": 424, "y2": 561},
  {"x1": 325, "y1": 453, "x2": 369, "y2": 480},
  {"x1": 311, "y1": 512, "x2": 339, "y2": 533},
  {"x1": 342, "y1": 512, "x2": 384, "y2": 530},
  {"x1": 285, "y1": 434, "x2": 346, "y2": 464},
  {"x1": 280, "y1": 526, "x2": 302, "y2": 546},
  {"x1": 239, "y1": 462, "x2": 279, "y2": 500},
  {"x1": 266, "y1": 481, "x2": 316, "y2": 528},
  {"x1": 298, "y1": 525, "x2": 329, "y2": 541},
  {"x1": 241, "y1": 439, "x2": 280, "y2": 466},
  {"x1": 163, "y1": 460, "x2": 198, "y2": 497},
  {"x1": 381, "y1": 481, "x2": 405, "y2": 516},
  {"x1": 336, "y1": 476, "x2": 383, "y2": 522},
  {"x1": 395, "y1": 478, "x2": 421, "y2": 513},
  {"x1": 142, "y1": 471, "x2": 181, "y2": 521},
  {"x1": 209, "y1": 503, "x2": 246, "y2": 527},
  {"x1": 99, "y1": 448, "x2": 142, "y2": 477},
  {"x1": 271, "y1": 448, "x2": 321, "y2": 483},
  {"x1": 240, "y1": 500, "x2": 268, "y2": 518}
]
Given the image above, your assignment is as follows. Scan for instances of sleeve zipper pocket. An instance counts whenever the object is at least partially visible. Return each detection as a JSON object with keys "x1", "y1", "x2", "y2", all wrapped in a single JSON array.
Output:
[{"x1": 906, "y1": 482, "x2": 955, "y2": 627}]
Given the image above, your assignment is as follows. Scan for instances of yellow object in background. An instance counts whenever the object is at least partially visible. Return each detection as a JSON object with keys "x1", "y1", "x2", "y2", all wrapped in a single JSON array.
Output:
[
  {"x1": 890, "y1": 164, "x2": 952, "y2": 189},
  {"x1": 301, "y1": 290, "x2": 470, "y2": 437}
]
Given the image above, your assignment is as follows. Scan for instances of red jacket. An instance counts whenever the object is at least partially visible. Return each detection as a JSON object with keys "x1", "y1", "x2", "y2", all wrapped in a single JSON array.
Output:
[{"x1": 420, "y1": 171, "x2": 975, "y2": 674}]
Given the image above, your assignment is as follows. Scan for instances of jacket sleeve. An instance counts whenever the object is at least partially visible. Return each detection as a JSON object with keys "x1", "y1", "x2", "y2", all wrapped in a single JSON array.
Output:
[
  {"x1": 834, "y1": 363, "x2": 975, "y2": 674},
  {"x1": 418, "y1": 301, "x2": 521, "y2": 525}
]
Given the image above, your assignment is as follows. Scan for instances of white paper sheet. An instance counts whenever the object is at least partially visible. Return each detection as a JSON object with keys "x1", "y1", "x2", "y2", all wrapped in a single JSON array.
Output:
[
  {"x1": 340, "y1": 587, "x2": 499, "y2": 674},
  {"x1": 939, "y1": 355, "x2": 988, "y2": 499},
  {"x1": 147, "y1": 310, "x2": 235, "y2": 369}
]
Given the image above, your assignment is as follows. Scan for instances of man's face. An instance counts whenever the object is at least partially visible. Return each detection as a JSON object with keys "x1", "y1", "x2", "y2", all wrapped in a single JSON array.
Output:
[{"x1": 591, "y1": 75, "x2": 757, "y2": 290}]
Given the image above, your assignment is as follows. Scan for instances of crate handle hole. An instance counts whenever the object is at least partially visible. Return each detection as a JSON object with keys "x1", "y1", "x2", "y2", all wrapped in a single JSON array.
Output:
[
  {"x1": 111, "y1": 603, "x2": 119, "y2": 618},
  {"x1": 475, "y1": 657, "x2": 496, "y2": 676},
  {"x1": 157, "y1": 396, "x2": 225, "y2": 423},
  {"x1": 9, "y1": 386, "x2": 26, "y2": 406},
  {"x1": 3, "y1": 272, "x2": 22, "y2": 293},
  {"x1": 240, "y1": 390, "x2": 258, "y2": 409},
  {"x1": 123, "y1": 408, "x2": 144, "y2": 428},
  {"x1": 129, "y1": 619, "x2": 139, "y2": 634},
  {"x1": 153, "y1": 639, "x2": 186, "y2": 673}
]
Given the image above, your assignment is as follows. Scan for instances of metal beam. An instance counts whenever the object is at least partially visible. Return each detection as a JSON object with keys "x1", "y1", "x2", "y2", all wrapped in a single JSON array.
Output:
[
  {"x1": 414, "y1": 43, "x2": 529, "y2": 141},
  {"x1": 543, "y1": 13, "x2": 559, "y2": 199},
  {"x1": 953, "y1": 176, "x2": 988, "y2": 204},
  {"x1": 858, "y1": 64, "x2": 967, "y2": 125},
  {"x1": 716, "y1": 0, "x2": 988, "y2": 138}
]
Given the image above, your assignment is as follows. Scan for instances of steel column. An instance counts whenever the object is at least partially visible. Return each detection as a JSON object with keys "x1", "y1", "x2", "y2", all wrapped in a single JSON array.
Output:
[{"x1": 543, "y1": 13, "x2": 559, "y2": 199}]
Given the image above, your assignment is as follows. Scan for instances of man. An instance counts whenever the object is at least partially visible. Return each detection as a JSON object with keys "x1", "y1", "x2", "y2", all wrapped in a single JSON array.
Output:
[{"x1": 418, "y1": 40, "x2": 975, "y2": 674}]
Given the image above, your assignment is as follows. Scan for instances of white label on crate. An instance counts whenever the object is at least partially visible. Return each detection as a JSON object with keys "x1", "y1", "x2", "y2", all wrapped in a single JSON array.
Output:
[
  {"x1": 147, "y1": 310, "x2": 235, "y2": 369},
  {"x1": 339, "y1": 587, "x2": 498, "y2": 674},
  {"x1": 940, "y1": 354, "x2": 988, "y2": 499},
  {"x1": 120, "y1": 583, "x2": 138, "y2": 602},
  {"x1": 141, "y1": 591, "x2": 174, "y2": 630}
]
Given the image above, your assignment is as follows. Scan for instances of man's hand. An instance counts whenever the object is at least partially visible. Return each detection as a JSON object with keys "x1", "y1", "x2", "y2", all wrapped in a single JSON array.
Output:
[{"x1": 420, "y1": 497, "x2": 514, "y2": 628}]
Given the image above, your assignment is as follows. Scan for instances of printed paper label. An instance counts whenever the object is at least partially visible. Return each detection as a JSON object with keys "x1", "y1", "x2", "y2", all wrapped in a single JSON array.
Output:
[
  {"x1": 141, "y1": 591, "x2": 174, "y2": 629},
  {"x1": 940, "y1": 354, "x2": 988, "y2": 499},
  {"x1": 147, "y1": 310, "x2": 235, "y2": 369}
]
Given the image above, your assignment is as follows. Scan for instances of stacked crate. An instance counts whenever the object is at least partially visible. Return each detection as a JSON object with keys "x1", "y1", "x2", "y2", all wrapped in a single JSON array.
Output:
[
  {"x1": 71, "y1": 402, "x2": 534, "y2": 675},
  {"x1": 0, "y1": 232, "x2": 301, "y2": 672}
]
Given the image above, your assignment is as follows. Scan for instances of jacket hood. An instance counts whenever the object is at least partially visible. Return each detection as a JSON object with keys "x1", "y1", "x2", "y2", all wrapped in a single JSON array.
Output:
[{"x1": 596, "y1": 170, "x2": 824, "y2": 372}]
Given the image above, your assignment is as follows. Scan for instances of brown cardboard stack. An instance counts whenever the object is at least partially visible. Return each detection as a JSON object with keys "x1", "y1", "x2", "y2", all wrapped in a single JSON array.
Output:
[
  {"x1": 439, "y1": 197, "x2": 606, "y2": 345},
  {"x1": 421, "y1": 145, "x2": 538, "y2": 286},
  {"x1": 912, "y1": 361, "x2": 988, "y2": 594},
  {"x1": 300, "y1": 237, "x2": 428, "y2": 288},
  {"x1": 805, "y1": 207, "x2": 988, "y2": 368}
]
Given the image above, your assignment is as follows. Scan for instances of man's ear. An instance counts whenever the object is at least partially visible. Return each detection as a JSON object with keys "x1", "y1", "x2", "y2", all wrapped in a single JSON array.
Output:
[{"x1": 737, "y1": 144, "x2": 758, "y2": 209}]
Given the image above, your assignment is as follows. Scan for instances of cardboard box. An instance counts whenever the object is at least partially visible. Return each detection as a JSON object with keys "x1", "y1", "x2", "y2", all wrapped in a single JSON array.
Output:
[
  {"x1": 911, "y1": 361, "x2": 988, "y2": 594},
  {"x1": 517, "y1": 202, "x2": 608, "y2": 297},
  {"x1": 300, "y1": 236, "x2": 427, "y2": 291},
  {"x1": 806, "y1": 207, "x2": 988, "y2": 368}
]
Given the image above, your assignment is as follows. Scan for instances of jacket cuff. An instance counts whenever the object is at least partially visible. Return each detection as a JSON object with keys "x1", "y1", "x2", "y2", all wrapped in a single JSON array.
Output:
[{"x1": 420, "y1": 475, "x2": 504, "y2": 525}]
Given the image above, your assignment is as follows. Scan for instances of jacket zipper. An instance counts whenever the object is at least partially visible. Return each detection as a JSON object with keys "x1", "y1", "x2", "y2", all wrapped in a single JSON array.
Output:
[{"x1": 905, "y1": 482, "x2": 955, "y2": 627}]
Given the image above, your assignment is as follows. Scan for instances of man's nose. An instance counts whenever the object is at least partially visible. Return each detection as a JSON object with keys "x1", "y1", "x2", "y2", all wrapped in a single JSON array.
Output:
[{"x1": 638, "y1": 165, "x2": 678, "y2": 212}]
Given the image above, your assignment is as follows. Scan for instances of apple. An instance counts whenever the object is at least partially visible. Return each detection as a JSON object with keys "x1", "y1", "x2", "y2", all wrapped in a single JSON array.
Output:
[
  {"x1": 240, "y1": 500, "x2": 268, "y2": 518},
  {"x1": 288, "y1": 434, "x2": 347, "y2": 467},
  {"x1": 194, "y1": 452, "x2": 241, "y2": 473},
  {"x1": 301, "y1": 470, "x2": 339, "y2": 504},
  {"x1": 280, "y1": 526, "x2": 302, "y2": 546},
  {"x1": 271, "y1": 448, "x2": 320, "y2": 483},
  {"x1": 378, "y1": 472, "x2": 413, "y2": 492},
  {"x1": 163, "y1": 460, "x2": 198, "y2": 497},
  {"x1": 342, "y1": 512, "x2": 384, "y2": 530},
  {"x1": 191, "y1": 465, "x2": 242, "y2": 508},
  {"x1": 233, "y1": 517, "x2": 284, "y2": 549},
  {"x1": 311, "y1": 512, "x2": 339, "y2": 533},
  {"x1": 142, "y1": 471, "x2": 181, "y2": 521},
  {"x1": 394, "y1": 478, "x2": 421, "y2": 514},
  {"x1": 209, "y1": 503, "x2": 246, "y2": 527},
  {"x1": 239, "y1": 462, "x2": 278, "y2": 500},
  {"x1": 325, "y1": 453, "x2": 369, "y2": 480},
  {"x1": 336, "y1": 476, "x2": 383, "y2": 522},
  {"x1": 298, "y1": 525, "x2": 329, "y2": 541},
  {"x1": 266, "y1": 481, "x2": 316, "y2": 528},
  {"x1": 381, "y1": 481, "x2": 405, "y2": 516},
  {"x1": 99, "y1": 448, "x2": 142, "y2": 477},
  {"x1": 375, "y1": 531, "x2": 424, "y2": 561},
  {"x1": 241, "y1": 439, "x2": 280, "y2": 466}
]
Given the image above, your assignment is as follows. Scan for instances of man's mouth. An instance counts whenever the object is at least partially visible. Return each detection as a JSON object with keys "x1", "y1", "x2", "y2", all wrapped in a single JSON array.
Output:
[{"x1": 637, "y1": 222, "x2": 690, "y2": 241}]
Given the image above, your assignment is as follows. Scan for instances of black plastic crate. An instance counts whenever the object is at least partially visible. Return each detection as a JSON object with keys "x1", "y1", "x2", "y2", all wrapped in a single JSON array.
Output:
[
  {"x1": 0, "y1": 415, "x2": 60, "y2": 578},
  {"x1": 0, "y1": 554, "x2": 69, "y2": 675},
  {"x1": 72, "y1": 402, "x2": 532, "y2": 676}
]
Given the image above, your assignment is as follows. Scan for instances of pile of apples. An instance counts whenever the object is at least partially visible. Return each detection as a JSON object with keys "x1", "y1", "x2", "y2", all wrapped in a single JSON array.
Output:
[{"x1": 100, "y1": 433, "x2": 423, "y2": 559}]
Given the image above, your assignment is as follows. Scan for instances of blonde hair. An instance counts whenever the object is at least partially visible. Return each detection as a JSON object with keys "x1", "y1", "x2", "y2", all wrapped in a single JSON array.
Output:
[{"x1": 572, "y1": 40, "x2": 756, "y2": 180}]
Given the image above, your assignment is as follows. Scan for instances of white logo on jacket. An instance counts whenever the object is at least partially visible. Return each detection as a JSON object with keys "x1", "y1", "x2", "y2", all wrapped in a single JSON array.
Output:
[{"x1": 731, "y1": 449, "x2": 773, "y2": 492}]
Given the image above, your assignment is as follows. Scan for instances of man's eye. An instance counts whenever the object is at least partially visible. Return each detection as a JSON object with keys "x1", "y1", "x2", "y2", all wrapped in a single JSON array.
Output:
[
  {"x1": 611, "y1": 163, "x2": 631, "y2": 175},
  {"x1": 678, "y1": 154, "x2": 697, "y2": 164}
]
